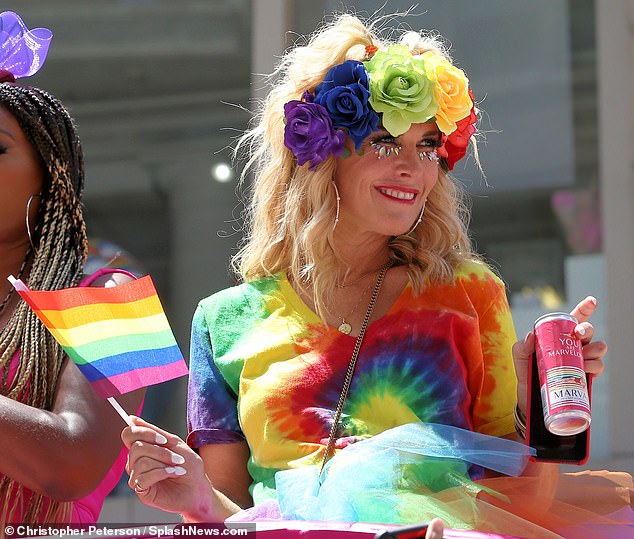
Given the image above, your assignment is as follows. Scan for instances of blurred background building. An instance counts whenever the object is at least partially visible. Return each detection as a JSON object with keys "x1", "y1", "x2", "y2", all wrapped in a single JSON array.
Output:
[{"x1": 12, "y1": 0, "x2": 634, "y2": 522}]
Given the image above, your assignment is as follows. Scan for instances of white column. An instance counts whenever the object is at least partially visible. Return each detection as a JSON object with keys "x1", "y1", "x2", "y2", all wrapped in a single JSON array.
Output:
[{"x1": 596, "y1": 0, "x2": 634, "y2": 469}]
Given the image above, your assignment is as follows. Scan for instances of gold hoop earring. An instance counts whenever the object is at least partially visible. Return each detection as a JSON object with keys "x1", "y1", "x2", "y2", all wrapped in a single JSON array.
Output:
[
  {"x1": 26, "y1": 193, "x2": 41, "y2": 254},
  {"x1": 332, "y1": 182, "x2": 341, "y2": 230},
  {"x1": 406, "y1": 199, "x2": 426, "y2": 236}
]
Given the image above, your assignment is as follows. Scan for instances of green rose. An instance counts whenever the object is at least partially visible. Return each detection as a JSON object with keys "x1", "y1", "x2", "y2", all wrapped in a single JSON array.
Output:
[{"x1": 364, "y1": 45, "x2": 439, "y2": 136}]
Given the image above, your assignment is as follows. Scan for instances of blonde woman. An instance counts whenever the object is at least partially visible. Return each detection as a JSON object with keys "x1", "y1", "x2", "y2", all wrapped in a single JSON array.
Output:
[{"x1": 124, "y1": 13, "x2": 631, "y2": 538}]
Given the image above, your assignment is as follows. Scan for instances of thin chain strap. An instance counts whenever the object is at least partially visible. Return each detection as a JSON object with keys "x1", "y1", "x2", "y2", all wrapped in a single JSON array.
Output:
[{"x1": 319, "y1": 261, "x2": 392, "y2": 475}]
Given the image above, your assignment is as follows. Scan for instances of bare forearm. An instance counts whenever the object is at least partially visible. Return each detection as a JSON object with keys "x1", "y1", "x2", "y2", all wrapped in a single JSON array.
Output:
[
  {"x1": 481, "y1": 431, "x2": 560, "y2": 483},
  {"x1": 508, "y1": 440, "x2": 561, "y2": 510},
  {"x1": 181, "y1": 481, "x2": 247, "y2": 523},
  {"x1": 0, "y1": 388, "x2": 141, "y2": 499},
  {"x1": 0, "y1": 396, "x2": 99, "y2": 497}
]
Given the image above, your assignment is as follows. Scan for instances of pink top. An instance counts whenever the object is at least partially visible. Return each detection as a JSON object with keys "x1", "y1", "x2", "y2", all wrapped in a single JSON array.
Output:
[{"x1": 2, "y1": 268, "x2": 142, "y2": 523}]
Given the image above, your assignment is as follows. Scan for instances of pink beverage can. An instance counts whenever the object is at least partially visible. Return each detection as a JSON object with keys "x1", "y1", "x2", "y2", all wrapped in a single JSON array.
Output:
[{"x1": 534, "y1": 312, "x2": 591, "y2": 436}]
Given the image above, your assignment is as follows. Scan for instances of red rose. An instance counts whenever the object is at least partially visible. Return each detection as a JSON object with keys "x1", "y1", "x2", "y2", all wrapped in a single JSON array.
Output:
[{"x1": 438, "y1": 89, "x2": 477, "y2": 170}]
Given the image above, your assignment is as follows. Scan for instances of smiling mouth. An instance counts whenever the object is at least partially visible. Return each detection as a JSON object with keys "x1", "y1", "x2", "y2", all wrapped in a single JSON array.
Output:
[{"x1": 377, "y1": 187, "x2": 416, "y2": 201}]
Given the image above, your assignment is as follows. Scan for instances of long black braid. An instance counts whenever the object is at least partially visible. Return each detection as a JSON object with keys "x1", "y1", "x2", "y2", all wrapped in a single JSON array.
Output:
[{"x1": 0, "y1": 82, "x2": 87, "y2": 524}]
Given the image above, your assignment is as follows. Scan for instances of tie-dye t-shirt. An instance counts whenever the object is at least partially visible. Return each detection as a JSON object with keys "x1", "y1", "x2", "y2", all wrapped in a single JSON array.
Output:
[{"x1": 187, "y1": 260, "x2": 518, "y2": 504}]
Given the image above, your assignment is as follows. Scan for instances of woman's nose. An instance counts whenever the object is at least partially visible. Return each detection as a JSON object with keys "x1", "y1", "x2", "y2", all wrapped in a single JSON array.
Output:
[
  {"x1": 395, "y1": 145, "x2": 439, "y2": 172},
  {"x1": 393, "y1": 145, "x2": 423, "y2": 174}
]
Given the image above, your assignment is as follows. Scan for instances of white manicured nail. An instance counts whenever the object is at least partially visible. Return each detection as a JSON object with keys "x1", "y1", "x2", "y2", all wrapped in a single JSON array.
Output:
[
  {"x1": 155, "y1": 433, "x2": 168, "y2": 445},
  {"x1": 165, "y1": 466, "x2": 186, "y2": 476},
  {"x1": 171, "y1": 453, "x2": 185, "y2": 465}
]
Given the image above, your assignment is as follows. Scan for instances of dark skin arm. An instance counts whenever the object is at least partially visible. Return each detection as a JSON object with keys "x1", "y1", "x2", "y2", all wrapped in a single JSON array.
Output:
[
  {"x1": 0, "y1": 360, "x2": 144, "y2": 500},
  {"x1": 0, "y1": 271, "x2": 144, "y2": 501}
]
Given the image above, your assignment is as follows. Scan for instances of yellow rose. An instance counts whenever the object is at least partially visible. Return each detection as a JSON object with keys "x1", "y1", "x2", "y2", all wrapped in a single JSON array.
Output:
[{"x1": 422, "y1": 52, "x2": 473, "y2": 135}]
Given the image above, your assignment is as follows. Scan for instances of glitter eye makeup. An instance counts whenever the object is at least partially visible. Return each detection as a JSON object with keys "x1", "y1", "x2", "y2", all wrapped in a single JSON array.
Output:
[
  {"x1": 370, "y1": 141, "x2": 439, "y2": 163},
  {"x1": 370, "y1": 141, "x2": 402, "y2": 159},
  {"x1": 418, "y1": 148, "x2": 439, "y2": 162},
  {"x1": 369, "y1": 130, "x2": 442, "y2": 162}
]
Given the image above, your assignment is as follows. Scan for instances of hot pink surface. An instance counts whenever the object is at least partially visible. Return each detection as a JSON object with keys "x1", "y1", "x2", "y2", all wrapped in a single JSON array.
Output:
[{"x1": 243, "y1": 520, "x2": 525, "y2": 538}]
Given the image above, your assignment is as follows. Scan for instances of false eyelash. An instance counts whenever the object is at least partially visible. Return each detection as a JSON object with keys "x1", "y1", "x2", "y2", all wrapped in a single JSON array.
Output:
[{"x1": 422, "y1": 134, "x2": 443, "y2": 148}]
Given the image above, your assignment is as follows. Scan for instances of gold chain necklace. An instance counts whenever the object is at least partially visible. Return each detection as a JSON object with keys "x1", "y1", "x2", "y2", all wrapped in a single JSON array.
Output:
[
  {"x1": 334, "y1": 279, "x2": 374, "y2": 335},
  {"x1": 319, "y1": 261, "x2": 392, "y2": 475},
  {"x1": 326, "y1": 265, "x2": 387, "y2": 335}
]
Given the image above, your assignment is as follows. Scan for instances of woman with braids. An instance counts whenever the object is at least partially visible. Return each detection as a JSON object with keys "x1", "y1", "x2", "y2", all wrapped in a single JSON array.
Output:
[
  {"x1": 0, "y1": 12, "x2": 143, "y2": 525},
  {"x1": 123, "y1": 11, "x2": 633, "y2": 539}
]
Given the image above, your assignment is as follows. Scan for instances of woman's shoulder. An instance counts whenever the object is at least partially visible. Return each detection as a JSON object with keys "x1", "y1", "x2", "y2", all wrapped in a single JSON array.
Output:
[
  {"x1": 451, "y1": 259, "x2": 510, "y2": 315},
  {"x1": 454, "y1": 258, "x2": 506, "y2": 289},
  {"x1": 197, "y1": 273, "x2": 283, "y2": 314}
]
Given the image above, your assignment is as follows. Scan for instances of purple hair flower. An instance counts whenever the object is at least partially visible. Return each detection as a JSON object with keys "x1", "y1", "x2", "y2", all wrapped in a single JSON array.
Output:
[
  {"x1": 284, "y1": 100, "x2": 346, "y2": 169},
  {"x1": 0, "y1": 11, "x2": 53, "y2": 79},
  {"x1": 313, "y1": 60, "x2": 379, "y2": 150}
]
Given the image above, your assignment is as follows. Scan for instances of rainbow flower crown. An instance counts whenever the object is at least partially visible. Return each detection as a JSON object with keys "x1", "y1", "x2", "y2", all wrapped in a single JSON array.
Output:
[{"x1": 283, "y1": 45, "x2": 477, "y2": 170}]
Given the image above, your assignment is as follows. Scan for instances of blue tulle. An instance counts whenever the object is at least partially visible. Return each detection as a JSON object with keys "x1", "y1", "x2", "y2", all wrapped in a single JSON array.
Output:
[{"x1": 275, "y1": 422, "x2": 535, "y2": 523}]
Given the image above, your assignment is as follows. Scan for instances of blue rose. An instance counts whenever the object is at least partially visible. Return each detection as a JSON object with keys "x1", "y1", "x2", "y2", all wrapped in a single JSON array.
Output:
[
  {"x1": 313, "y1": 60, "x2": 380, "y2": 150},
  {"x1": 283, "y1": 100, "x2": 346, "y2": 168}
]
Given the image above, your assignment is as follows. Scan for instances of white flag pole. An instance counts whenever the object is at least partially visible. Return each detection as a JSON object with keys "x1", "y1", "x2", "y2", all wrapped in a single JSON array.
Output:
[
  {"x1": 107, "y1": 397, "x2": 135, "y2": 427},
  {"x1": 7, "y1": 275, "x2": 28, "y2": 291}
]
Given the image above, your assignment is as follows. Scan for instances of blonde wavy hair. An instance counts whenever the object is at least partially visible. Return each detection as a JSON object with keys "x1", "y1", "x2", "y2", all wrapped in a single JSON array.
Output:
[{"x1": 234, "y1": 13, "x2": 477, "y2": 312}]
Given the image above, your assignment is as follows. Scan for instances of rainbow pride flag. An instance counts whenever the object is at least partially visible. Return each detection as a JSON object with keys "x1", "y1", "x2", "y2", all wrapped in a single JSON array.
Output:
[{"x1": 10, "y1": 275, "x2": 187, "y2": 398}]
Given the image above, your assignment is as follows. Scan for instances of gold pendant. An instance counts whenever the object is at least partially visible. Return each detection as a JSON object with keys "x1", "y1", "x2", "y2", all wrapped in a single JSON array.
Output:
[{"x1": 338, "y1": 321, "x2": 352, "y2": 334}]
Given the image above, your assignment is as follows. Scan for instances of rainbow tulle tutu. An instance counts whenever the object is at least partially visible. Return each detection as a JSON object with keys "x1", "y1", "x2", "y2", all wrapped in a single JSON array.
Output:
[{"x1": 229, "y1": 423, "x2": 634, "y2": 539}]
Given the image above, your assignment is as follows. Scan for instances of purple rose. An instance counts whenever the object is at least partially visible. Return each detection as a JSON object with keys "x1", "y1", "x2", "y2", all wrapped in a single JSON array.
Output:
[
  {"x1": 283, "y1": 100, "x2": 346, "y2": 168},
  {"x1": 313, "y1": 60, "x2": 379, "y2": 150}
]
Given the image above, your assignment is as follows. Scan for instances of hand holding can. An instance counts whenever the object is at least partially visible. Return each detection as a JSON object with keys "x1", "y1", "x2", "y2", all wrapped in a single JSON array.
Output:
[{"x1": 534, "y1": 312, "x2": 591, "y2": 436}]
